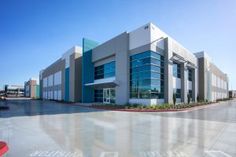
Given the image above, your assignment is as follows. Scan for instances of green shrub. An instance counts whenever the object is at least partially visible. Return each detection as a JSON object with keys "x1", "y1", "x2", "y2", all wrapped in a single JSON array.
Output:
[
  {"x1": 138, "y1": 105, "x2": 145, "y2": 109},
  {"x1": 197, "y1": 94, "x2": 200, "y2": 102},
  {"x1": 173, "y1": 93, "x2": 176, "y2": 107},
  {"x1": 133, "y1": 104, "x2": 139, "y2": 108},
  {"x1": 155, "y1": 105, "x2": 160, "y2": 110},
  {"x1": 150, "y1": 105, "x2": 156, "y2": 110},
  {"x1": 187, "y1": 94, "x2": 191, "y2": 104},
  {"x1": 159, "y1": 105, "x2": 164, "y2": 109},
  {"x1": 169, "y1": 104, "x2": 174, "y2": 109}
]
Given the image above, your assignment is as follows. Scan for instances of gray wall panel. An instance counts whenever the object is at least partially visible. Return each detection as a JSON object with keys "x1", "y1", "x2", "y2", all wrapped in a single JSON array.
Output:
[
  {"x1": 75, "y1": 56, "x2": 82, "y2": 102},
  {"x1": 92, "y1": 32, "x2": 129, "y2": 105}
]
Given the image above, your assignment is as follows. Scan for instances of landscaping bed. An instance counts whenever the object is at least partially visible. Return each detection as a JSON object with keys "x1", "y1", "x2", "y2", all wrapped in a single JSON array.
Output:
[{"x1": 90, "y1": 100, "x2": 231, "y2": 112}]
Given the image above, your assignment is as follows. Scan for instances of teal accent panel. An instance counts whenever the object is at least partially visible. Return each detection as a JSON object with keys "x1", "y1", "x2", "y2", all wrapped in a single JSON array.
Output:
[
  {"x1": 82, "y1": 38, "x2": 99, "y2": 103},
  {"x1": 35, "y1": 85, "x2": 40, "y2": 98},
  {"x1": 65, "y1": 67, "x2": 70, "y2": 101},
  {"x1": 83, "y1": 38, "x2": 99, "y2": 52}
]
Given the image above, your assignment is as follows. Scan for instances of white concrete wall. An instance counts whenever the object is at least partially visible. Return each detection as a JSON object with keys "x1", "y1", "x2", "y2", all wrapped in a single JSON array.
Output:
[
  {"x1": 173, "y1": 77, "x2": 181, "y2": 89},
  {"x1": 54, "y1": 91, "x2": 57, "y2": 100},
  {"x1": 129, "y1": 23, "x2": 198, "y2": 104},
  {"x1": 94, "y1": 77, "x2": 116, "y2": 84},
  {"x1": 171, "y1": 39, "x2": 197, "y2": 65},
  {"x1": 129, "y1": 23, "x2": 167, "y2": 51},
  {"x1": 62, "y1": 46, "x2": 82, "y2": 68},
  {"x1": 53, "y1": 90, "x2": 61, "y2": 100},
  {"x1": 188, "y1": 81, "x2": 192, "y2": 90},
  {"x1": 150, "y1": 23, "x2": 167, "y2": 49},
  {"x1": 43, "y1": 71, "x2": 62, "y2": 101},
  {"x1": 53, "y1": 71, "x2": 62, "y2": 85},
  {"x1": 211, "y1": 73, "x2": 228, "y2": 100},
  {"x1": 48, "y1": 75, "x2": 53, "y2": 87},
  {"x1": 129, "y1": 24, "x2": 152, "y2": 50},
  {"x1": 43, "y1": 78, "x2": 47, "y2": 87},
  {"x1": 43, "y1": 91, "x2": 47, "y2": 99},
  {"x1": 47, "y1": 90, "x2": 52, "y2": 99},
  {"x1": 176, "y1": 98, "x2": 181, "y2": 103},
  {"x1": 129, "y1": 99, "x2": 165, "y2": 105},
  {"x1": 58, "y1": 90, "x2": 61, "y2": 100}
]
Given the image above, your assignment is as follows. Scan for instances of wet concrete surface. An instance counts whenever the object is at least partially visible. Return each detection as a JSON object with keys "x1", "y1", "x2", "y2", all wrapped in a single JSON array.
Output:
[
  {"x1": 0, "y1": 99, "x2": 236, "y2": 157},
  {"x1": 0, "y1": 100, "x2": 101, "y2": 118}
]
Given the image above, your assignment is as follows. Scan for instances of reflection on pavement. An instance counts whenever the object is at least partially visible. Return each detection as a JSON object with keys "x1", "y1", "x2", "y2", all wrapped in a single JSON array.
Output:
[{"x1": 0, "y1": 99, "x2": 235, "y2": 157}]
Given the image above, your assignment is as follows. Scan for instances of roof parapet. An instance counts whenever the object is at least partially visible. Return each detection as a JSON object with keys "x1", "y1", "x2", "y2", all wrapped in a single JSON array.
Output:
[{"x1": 194, "y1": 51, "x2": 212, "y2": 62}]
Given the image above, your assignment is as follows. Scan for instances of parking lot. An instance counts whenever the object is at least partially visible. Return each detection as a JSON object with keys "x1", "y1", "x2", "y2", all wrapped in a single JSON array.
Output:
[{"x1": 0, "y1": 99, "x2": 235, "y2": 157}]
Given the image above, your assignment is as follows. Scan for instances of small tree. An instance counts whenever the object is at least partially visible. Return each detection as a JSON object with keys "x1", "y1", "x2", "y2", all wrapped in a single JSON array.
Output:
[
  {"x1": 197, "y1": 94, "x2": 200, "y2": 102},
  {"x1": 187, "y1": 93, "x2": 191, "y2": 104},
  {"x1": 173, "y1": 93, "x2": 176, "y2": 108}
]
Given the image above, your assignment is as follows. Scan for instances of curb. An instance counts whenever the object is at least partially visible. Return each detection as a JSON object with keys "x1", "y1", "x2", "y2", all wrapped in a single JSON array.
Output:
[{"x1": 87, "y1": 101, "x2": 232, "y2": 113}]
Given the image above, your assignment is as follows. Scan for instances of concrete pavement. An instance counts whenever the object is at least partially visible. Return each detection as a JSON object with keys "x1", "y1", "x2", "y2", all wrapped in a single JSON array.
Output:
[{"x1": 0, "y1": 99, "x2": 235, "y2": 157}]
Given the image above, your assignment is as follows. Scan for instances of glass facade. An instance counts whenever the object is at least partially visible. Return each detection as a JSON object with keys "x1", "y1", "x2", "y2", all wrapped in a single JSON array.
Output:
[
  {"x1": 130, "y1": 51, "x2": 164, "y2": 99},
  {"x1": 103, "y1": 88, "x2": 115, "y2": 104},
  {"x1": 94, "y1": 89, "x2": 103, "y2": 102},
  {"x1": 110, "y1": 88, "x2": 115, "y2": 103},
  {"x1": 188, "y1": 68, "x2": 193, "y2": 81},
  {"x1": 188, "y1": 68, "x2": 193, "y2": 98},
  {"x1": 82, "y1": 38, "x2": 99, "y2": 103},
  {"x1": 173, "y1": 62, "x2": 181, "y2": 78},
  {"x1": 188, "y1": 89, "x2": 192, "y2": 99},
  {"x1": 94, "y1": 88, "x2": 115, "y2": 103},
  {"x1": 174, "y1": 88, "x2": 181, "y2": 98},
  {"x1": 94, "y1": 61, "x2": 115, "y2": 80},
  {"x1": 65, "y1": 67, "x2": 70, "y2": 101}
]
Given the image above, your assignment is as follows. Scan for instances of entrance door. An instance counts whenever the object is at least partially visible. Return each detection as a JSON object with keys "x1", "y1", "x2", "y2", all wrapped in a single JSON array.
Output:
[{"x1": 103, "y1": 88, "x2": 110, "y2": 104}]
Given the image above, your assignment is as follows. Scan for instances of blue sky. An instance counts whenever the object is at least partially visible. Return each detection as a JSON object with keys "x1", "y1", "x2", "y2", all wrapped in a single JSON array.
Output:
[{"x1": 0, "y1": 0, "x2": 235, "y2": 90}]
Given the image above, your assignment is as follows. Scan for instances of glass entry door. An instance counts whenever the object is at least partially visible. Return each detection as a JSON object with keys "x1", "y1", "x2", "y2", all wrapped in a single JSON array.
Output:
[
  {"x1": 103, "y1": 88, "x2": 115, "y2": 104},
  {"x1": 103, "y1": 88, "x2": 110, "y2": 104}
]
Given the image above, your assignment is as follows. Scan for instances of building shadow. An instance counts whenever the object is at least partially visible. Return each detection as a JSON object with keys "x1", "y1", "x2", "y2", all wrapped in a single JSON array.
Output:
[{"x1": 0, "y1": 99, "x2": 105, "y2": 118}]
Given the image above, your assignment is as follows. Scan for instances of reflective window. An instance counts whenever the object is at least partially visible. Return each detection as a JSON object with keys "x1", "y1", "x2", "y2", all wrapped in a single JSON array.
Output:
[
  {"x1": 94, "y1": 61, "x2": 115, "y2": 80},
  {"x1": 130, "y1": 51, "x2": 164, "y2": 99},
  {"x1": 94, "y1": 89, "x2": 103, "y2": 102},
  {"x1": 188, "y1": 90, "x2": 192, "y2": 99},
  {"x1": 173, "y1": 62, "x2": 181, "y2": 78},
  {"x1": 188, "y1": 68, "x2": 193, "y2": 81},
  {"x1": 174, "y1": 88, "x2": 181, "y2": 98}
]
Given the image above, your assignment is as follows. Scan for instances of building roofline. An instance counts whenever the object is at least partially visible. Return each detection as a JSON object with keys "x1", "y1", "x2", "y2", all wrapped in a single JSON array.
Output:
[{"x1": 40, "y1": 46, "x2": 82, "y2": 72}]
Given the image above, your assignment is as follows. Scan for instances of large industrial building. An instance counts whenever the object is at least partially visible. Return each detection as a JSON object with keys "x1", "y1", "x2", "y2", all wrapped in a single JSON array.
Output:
[
  {"x1": 195, "y1": 52, "x2": 229, "y2": 102},
  {"x1": 39, "y1": 22, "x2": 229, "y2": 105},
  {"x1": 82, "y1": 23, "x2": 198, "y2": 105},
  {"x1": 24, "y1": 79, "x2": 40, "y2": 99},
  {"x1": 40, "y1": 46, "x2": 83, "y2": 102}
]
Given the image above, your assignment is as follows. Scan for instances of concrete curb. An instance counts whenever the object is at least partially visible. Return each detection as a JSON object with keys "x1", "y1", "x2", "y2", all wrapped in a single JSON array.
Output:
[{"x1": 86, "y1": 100, "x2": 233, "y2": 113}]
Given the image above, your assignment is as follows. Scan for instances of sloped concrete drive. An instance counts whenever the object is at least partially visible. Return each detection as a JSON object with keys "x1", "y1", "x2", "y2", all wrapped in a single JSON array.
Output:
[{"x1": 0, "y1": 99, "x2": 235, "y2": 157}]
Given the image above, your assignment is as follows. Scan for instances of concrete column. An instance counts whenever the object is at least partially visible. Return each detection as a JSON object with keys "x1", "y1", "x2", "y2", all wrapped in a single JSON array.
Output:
[
  {"x1": 181, "y1": 63, "x2": 188, "y2": 103},
  {"x1": 192, "y1": 68, "x2": 198, "y2": 102},
  {"x1": 164, "y1": 38, "x2": 173, "y2": 104},
  {"x1": 39, "y1": 79, "x2": 43, "y2": 99},
  {"x1": 115, "y1": 33, "x2": 129, "y2": 105},
  {"x1": 70, "y1": 53, "x2": 75, "y2": 102},
  {"x1": 61, "y1": 60, "x2": 65, "y2": 101}
]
